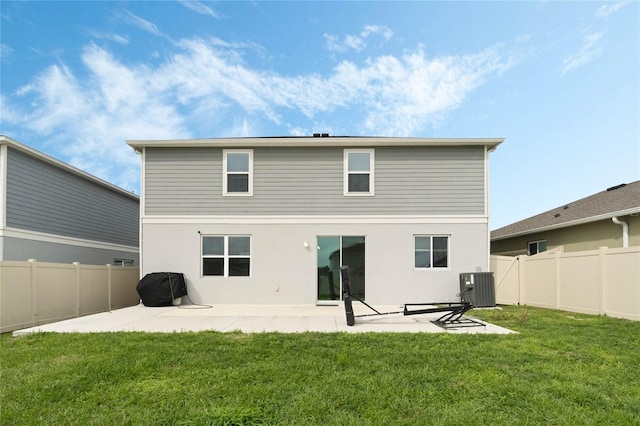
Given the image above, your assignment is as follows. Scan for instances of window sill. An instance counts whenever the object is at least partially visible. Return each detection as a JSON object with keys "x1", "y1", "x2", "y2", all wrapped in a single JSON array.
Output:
[
  {"x1": 343, "y1": 192, "x2": 375, "y2": 197},
  {"x1": 223, "y1": 193, "x2": 254, "y2": 197}
]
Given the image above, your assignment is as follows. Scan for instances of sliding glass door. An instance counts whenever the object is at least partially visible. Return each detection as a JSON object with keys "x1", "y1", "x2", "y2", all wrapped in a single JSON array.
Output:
[{"x1": 317, "y1": 236, "x2": 365, "y2": 302}]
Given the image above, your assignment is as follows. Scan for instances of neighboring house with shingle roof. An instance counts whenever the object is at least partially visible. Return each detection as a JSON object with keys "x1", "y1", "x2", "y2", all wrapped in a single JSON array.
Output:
[{"x1": 491, "y1": 180, "x2": 640, "y2": 256}]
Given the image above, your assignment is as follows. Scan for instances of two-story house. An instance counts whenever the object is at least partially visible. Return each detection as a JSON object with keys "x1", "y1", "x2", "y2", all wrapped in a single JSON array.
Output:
[
  {"x1": 127, "y1": 135, "x2": 503, "y2": 305},
  {"x1": 1, "y1": 135, "x2": 139, "y2": 265}
]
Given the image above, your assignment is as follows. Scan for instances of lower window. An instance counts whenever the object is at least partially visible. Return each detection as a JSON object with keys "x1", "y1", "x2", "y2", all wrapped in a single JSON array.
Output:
[
  {"x1": 202, "y1": 235, "x2": 251, "y2": 277},
  {"x1": 415, "y1": 235, "x2": 449, "y2": 269},
  {"x1": 528, "y1": 240, "x2": 547, "y2": 255}
]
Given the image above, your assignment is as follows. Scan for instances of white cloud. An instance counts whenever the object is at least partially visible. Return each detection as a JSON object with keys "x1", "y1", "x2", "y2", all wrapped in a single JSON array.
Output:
[
  {"x1": 559, "y1": 31, "x2": 603, "y2": 77},
  {"x1": 122, "y1": 11, "x2": 163, "y2": 36},
  {"x1": 595, "y1": 2, "x2": 626, "y2": 17},
  {"x1": 3, "y1": 37, "x2": 518, "y2": 190},
  {"x1": 325, "y1": 25, "x2": 393, "y2": 53},
  {"x1": 1, "y1": 43, "x2": 13, "y2": 62},
  {"x1": 89, "y1": 31, "x2": 129, "y2": 45},
  {"x1": 179, "y1": 1, "x2": 223, "y2": 19}
]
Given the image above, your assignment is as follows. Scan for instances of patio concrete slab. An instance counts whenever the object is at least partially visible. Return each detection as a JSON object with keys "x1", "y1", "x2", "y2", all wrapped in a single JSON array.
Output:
[{"x1": 12, "y1": 303, "x2": 515, "y2": 336}]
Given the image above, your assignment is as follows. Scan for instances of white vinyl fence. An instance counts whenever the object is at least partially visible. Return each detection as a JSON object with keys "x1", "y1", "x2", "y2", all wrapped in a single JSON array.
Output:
[
  {"x1": 0, "y1": 260, "x2": 140, "y2": 333},
  {"x1": 490, "y1": 246, "x2": 640, "y2": 321}
]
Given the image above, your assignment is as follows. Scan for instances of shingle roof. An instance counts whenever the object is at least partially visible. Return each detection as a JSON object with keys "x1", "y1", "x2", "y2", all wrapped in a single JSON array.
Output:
[{"x1": 491, "y1": 180, "x2": 640, "y2": 240}]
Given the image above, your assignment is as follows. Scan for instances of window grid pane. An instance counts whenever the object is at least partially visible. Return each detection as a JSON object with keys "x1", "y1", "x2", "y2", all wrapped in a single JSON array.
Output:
[
  {"x1": 227, "y1": 174, "x2": 249, "y2": 192},
  {"x1": 415, "y1": 237, "x2": 430, "y2": 250},
  {"x1": 415, "y1": 252, "x2": 431, "y2": 268},
  {"x1": 203, "y1": 237, "x2": 224, "y2": 255},
  {"x1": 229, "y1": 258, "x2": 250, "y2": 276},
  {"x1": 348, "y1": 152, "x2": 370, "y2": 172},
  {"x1": 203, "y1": 258, "x2": 224, "y2": 276},
  {"x1": 433, "y1": 237, "x2": 448, "y2": 268},
  {"x1": 348, "y1": 174, "x2": 370, "y2": 192},
  {"x1": 229, "y1": 237, "x2": 251, "y2": 256},
  {"x1": 226, "y1": 153, "x2": 249, "y2": 172}
]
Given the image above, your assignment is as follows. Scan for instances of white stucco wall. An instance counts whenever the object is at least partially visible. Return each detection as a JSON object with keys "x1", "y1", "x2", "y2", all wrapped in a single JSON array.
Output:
[{"x1": 141, "y1": 217, "x2": 489, "y2": 305}]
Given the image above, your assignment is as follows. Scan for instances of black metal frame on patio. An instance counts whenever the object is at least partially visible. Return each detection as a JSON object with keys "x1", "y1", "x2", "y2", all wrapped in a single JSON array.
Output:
[{"x1": 341, "y1": 266, "x2": 485, "y2": 329}]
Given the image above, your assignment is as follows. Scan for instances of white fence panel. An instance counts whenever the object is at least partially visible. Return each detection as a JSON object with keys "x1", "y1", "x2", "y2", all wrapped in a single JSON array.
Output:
[
  {"x1": 558, "y1": 250, "x2": 602, "y2": 315},
  {"x1": 490, "y1": 246, "x2": 640, "y2": 321},
  {"x1": 491, "y1": 247, "x2": 640, "y2": 321},
  {"x1": 490, "y1": 255, "x2": 519, "y2": 305},
  {"x1": 523, "y1": 253, "x2": 558, "y2": 309},
  {"x1": 0, "y1": 260, "x2": 140, "y2": 333},
  {"x1": 603, "y1": 248, "x2": 640, "y2": 321}
]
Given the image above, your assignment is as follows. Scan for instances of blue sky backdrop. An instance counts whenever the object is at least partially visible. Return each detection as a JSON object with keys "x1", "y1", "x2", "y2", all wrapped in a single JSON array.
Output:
[{"x1": 1, "y1": 1, "x2": 638, "y2": 229}]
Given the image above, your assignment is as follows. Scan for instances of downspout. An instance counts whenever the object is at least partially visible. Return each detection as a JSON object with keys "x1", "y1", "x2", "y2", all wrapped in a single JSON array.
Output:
[{"x1": 612, "y1": 217, "x2": 629, "y2": 248}]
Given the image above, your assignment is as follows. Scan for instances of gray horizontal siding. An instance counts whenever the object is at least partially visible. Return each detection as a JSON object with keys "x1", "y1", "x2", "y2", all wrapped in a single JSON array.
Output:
[
  {"x1": 5, "y1": 148, "x2": 139, "y2": 246},
  {"x1": 144, "y1": 146, "x2": 485, "y2": 216}
]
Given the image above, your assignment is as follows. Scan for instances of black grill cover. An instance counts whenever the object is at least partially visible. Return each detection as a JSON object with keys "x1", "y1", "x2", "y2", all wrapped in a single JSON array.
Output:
[{"x1": 136, "y1": 272, "x2": 188, "y2": 307}]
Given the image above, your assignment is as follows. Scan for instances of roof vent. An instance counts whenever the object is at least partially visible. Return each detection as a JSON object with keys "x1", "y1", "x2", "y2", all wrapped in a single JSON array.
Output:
[
  {"x1": 607, "y1": 183, "x2": 626, "y2": 191},
  {"x1": 313, "y1": 133, "x2": 321, "y2": 137},
  {"x1": 322, "y1": 133, "x2": 329, "y2": 137}
]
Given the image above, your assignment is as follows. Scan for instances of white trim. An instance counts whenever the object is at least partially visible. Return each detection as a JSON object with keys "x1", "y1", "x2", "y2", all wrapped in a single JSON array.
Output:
[
  {"x1": 141, "y1": 214, "x2": 489, "y2": 225},
  {"x1": 139, "y1": 147, "x2": 146, "y2": 275},
  {"x1": 344, "y1": 149, "x2": 375, "y2": 196},
  {"x1": 0, "y1": 227, "x2": 139, "y2": 253},
  {"x1": 127, "y1": 136, "x2": 504, "y2": 150},
  {"x1": 484, "y1": 146, "x2": 489, "y2": 218},
  {"x1": 223, "y1": 149, "x2": 253, "y2": 196},
  {"x1": 0, "y1": 144, "x2": 7, "y2": 229},
  {"x1": 485, "y1": 146, "x2": 491, "y2": 268}
]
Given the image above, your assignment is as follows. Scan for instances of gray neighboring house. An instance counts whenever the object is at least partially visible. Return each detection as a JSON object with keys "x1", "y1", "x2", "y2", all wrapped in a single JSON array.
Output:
[
  {"x1": 0, "y1": 135, "x2": 140, "y2": 265},
  {"x1": 127, "y1": 135, "x2": 503, "y2": 305},
  {"x1": 491, "y1": 180, "x2": 640, "y2": 256}
]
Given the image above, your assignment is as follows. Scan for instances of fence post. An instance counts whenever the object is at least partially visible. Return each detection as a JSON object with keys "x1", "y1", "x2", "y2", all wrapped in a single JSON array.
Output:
[
  {"x1": 28, "y1": 259, "x2": 37, "y2": 326},
  {"x1": 598, "y1": 247, "x2": 607, "y2": 315},
  {"x1": 518, "y1": 255, "x2": 526, "y2": 305},
  {"x1": 73, "y1": 262, "x2": 81, "y2": 317},
  {"x1": 555, "y1": 248, "x2": 563, "y2": 310},
  {"x1": 107, "y1": 264, "x2": 112, "y2": 312}
]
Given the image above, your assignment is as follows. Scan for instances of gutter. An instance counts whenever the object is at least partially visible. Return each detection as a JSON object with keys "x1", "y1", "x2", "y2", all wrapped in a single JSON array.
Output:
[
  {"x1": 127, "y1": 136, "x2": 505, "y2": 150},
  {"x1": 612, "y1": 216, "x2": 629, "y2": 248}
]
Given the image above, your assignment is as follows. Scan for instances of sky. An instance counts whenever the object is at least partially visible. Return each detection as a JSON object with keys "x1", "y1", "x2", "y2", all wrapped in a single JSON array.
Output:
[{"x1": 1, "y1": 1, "x2": 638, "y2": 230}]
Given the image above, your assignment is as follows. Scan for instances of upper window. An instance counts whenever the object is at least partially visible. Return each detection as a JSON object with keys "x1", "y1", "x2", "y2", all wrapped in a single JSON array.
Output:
[
  {"x1": 528, "y1": 240, "x2": 547, "y2": 255},
  {"x1": 344, "y1": 149, "x2": 374, "y2": 196},
  {"x1": 223, "y1": 150, "x2": 253, "y2": 196},
  {"x1": 415, "y1": 236, "x2": 449, "y2": 269},
  {"x1": 202, "y1": 235, "x2": 251, "y2": 277}
]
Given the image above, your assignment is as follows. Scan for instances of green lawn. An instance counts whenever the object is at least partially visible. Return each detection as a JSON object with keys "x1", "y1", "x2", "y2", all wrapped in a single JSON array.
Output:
[{"x1": 1, "y1": 306, "x2": 639, "y2": 425}]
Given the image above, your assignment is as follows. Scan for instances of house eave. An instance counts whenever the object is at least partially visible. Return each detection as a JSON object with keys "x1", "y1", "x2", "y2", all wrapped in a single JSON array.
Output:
[
  {"x1": 491, "y1": 207, "x2": 640, "y2": 241},
  {"x1": 127, "y1": 136, "x2": 504, "y2": 151}
]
